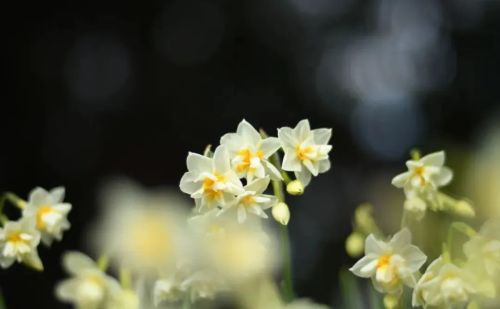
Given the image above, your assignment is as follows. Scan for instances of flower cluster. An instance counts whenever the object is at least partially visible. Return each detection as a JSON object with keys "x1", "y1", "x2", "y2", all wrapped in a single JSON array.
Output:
[
  {"x1": 180, "y1": 119, "x2": 332, "y2": 224},
  {"x1": 348, "y1": 150, "x2": 500, "y2": 308},
  {"x1": 55, "y1": 119, "x2": 332, "y2": 309},
  {"x1": 0, "y1": 187, "x2": 72, "y2": 271}
]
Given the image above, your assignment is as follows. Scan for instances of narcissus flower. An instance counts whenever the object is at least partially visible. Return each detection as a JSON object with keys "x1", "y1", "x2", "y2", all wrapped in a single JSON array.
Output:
[
  {"x1": 92, "y1": 180, "x2": 191, "y2": 274},
  {"x1": 392, "y1": 151, "x2": 453, "y2": 198},
  {"x1": 189, "y1": 209, "x2": 278, "y2": 283},
  {"x1": 350, "y1": 229, "x2": 426, "y2": 295},
  {"x1": 23, "y1": 186, "x2": 71, "y2": 246},
  {"x1": 55, "y1": 251, "x2": 120, "y2": 309},
  {"x1": 218, "y1": 177, "x2": 277, "y2": 223},
  {"x1": 0, "y1": 217, "x2": 43, "y2": 270},
  {"x1": 413, "y1": 257, "x2": 476, "y2": 308},
  {"x1": 278, "y1": 119, "x2": 332, "y2": 187},
  {"x1": 180, "y1": 145, "x2": 244, "y2": 211},
  {"x1": 463, "y1": 220, "x2": 500, "y2": 277},
  {"x1": 220, "y1": 119, "x2": 282, "y2": 181}
]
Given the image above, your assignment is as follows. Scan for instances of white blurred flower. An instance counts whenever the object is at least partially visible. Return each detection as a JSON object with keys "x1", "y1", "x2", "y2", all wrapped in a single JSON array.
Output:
[
  {"x1": 218, "y1": 177, "x2": 277, "y2": 223},
  {"x1": 56, "y1": 251, "x2": 120, "y2": 309},
  {"x1": 106, "y1": 289, "x2": 139, "y2": 309},
  {"x1": 413, "y1": 257, "x2": 476, "y2": 307},
  {"x1": 0, "y1": 217, "x2": 43, "y2": 270},
  {"x1": 189, "y1": 209, "x2": 278, "y2": 283},
  {"x1": 93, "y1": 180, "x2": 191, "y2": 274},
  {"x1": 392, "y1": 151, "x2": 453, "y2": 198},
  {"x1": 23, "y1": 186, "x2": 71, "y2": 246},
  {"x1": 180, "y1": 145, "x2": 244, "y2": 212},
  {"x1": 464, "y1": 220, "x2": 500, "y2": 277},
  {"x1": 220, "y1": 119, "x2": 282, "y2": 181},
  {"x1": 278, "y1": 119, "x2": 332, "y2": 187},
  {"x1": 350, "y1": 229, "x2": 426, "y2": 295}
]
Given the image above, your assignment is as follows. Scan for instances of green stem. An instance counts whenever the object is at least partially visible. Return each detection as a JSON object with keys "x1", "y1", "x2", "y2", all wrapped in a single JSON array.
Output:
[
  {"x1": 119, "y1": 266, "x2": 132, "y2": 289},
  {"x1": 97, "y1": 254, "x2": 109, "y2": 272},
  {"x1": 271, "y1": 178, "x2": 295, "y2": 302},
  {"x1": 280, "y1": 223, "x2": 295, "y2": 302},
  {"x1": 182, "y1": 292, "x2": 191, "y2": 309},
  {"x1": 400, "y1": 209, "x2": 408, "y2": 230},
  {"x1": 4, "y1": 192, "x2": 26, "y2": 209}
]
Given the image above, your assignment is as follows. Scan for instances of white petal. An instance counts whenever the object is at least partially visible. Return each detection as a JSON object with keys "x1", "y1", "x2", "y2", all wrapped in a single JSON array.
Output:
[
  {"x1": 237, "y1": 119, "x2": 261, "y2": 146},
  {"x1": 277, "y1": 127, "x2": 296, "y2": 147},
  {"x1": 263, "y1": 160, "x2": 283, "y2": 181},
  {"x1": 282, "y1": 151, "x2": 301, "y2": 172},
  {"x1": 213, "y1": 146, "x2": 231, "y2": 172},
  {"x1": 63, "y1": 251, "x2": 96, "y2": 275},
  {"x1": 420, "y1": 151, "x2": 445, "y2": 167},
  {"x1": 237, "y1": 206, "x2": 247, "y2": 223},
  {"x1": 49, "y1": 187, "x2": 66, "y2": 203},
  {"x1": 391, "y1": 172, "x2": 410, "y2": 188},
  {"x1": 303, "y1": 159, "x2": 319, "y2": 176},
  {"x1": 260, "y1": 137, "x2": 281, "y2": 158},
  {"x1": 389, "y1": 228, "x2": 412, "y2": 252},
  {"x1": 312, "y1": 128, "x2": 332, "y2": 144},
  {"x1": 179, "y1": 172, "x2": 200, "y2": 194},
  {"x1": 29, "y1": 187, "x2": 50, "y2": 206},
  {"x1": 245, "y1": 177, "x2": 270, "y2": 194},
  {"x1": 350, "y1": 255, "x2": 378, "y2": 278},
  {"x1": 294, "y1": 119, "x2": 311, "y2": 141},
  {"x1": 186, "y1": 153, "x2": 212, "y2": 174},
  {"x1": 433, "y1": 167, "x2": 453, "y2": 187},
  {"x1": 401, "y1": 246, "x2": 427, "y2": 272},
  {"x1": 295, "y1": 169, "x2": 312, "y2": 187},
  {"x1": 365, "y1": 234, "x2": 387, "y2": 255},
  {"x1": 318, "y1": 159, "x2": 331, "y2": 174}
]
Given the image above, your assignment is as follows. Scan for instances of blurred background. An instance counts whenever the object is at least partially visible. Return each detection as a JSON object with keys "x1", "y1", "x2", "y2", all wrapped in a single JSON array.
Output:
[{"x1": 2, "y1": 0, "x2": 500, "y2": 307}]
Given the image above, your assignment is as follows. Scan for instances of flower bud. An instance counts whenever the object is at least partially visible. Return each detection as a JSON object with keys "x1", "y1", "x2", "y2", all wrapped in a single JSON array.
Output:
[
  {"x1": 286, "y1": 180, "x2": 304, "y2": 196},
  {"x1": 454, "y1": 201, "x2": 475, "y2": 218},
  {"x1": 404, "y1": 197, "x2": 427, "y2": 220},
  {"x1": 272, "y1": 202, "x2": 290, "y2": 226},
  {"x1": 383, "y1": 294, "x2": 399, "y2": 309},
  {"x1": 345, "y1": 233, "x2": 364, "y2": 257}
]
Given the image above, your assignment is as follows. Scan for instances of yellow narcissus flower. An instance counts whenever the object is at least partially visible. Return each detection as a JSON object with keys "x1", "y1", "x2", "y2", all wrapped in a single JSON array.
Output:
[
  {"x1": 56, "y1": 251, "x2": 120, "y2": 309},
  {"x1": 23, "y1": 186, "x2": 71, "y2": 246},
  {"x1": 220, "y1": 119, "x2": 283, "y2": 182},
  {"x1": 350, "y1": 229, "x2": 426, "y2": 295},
  {"x1": 180, "y1": 145, "x2": 244, "y2": 212},
  {"x1": 0, "y1": 217, "x2": 43, "y2": 270},
  {"x1": 92, "y1": 180, "x2": 191, "y2": 275},
  {"x1": 278, "y1": 119, "x2": 332, "y2": 187},
  {"x1": 218, "y1": 177, "x2": 277, "y2": 223}
]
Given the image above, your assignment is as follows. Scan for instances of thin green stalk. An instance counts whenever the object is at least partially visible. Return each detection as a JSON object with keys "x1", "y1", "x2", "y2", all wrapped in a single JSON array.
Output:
[
  {"x1": 280, "y1": 223, "x2": 295, "y2": 302},
  {"x1": 4, "y1": 192, "x2": 26, "y2": 209},
  {"x1": 182, "y1": 293, "x2": 191, "y2": 309}
]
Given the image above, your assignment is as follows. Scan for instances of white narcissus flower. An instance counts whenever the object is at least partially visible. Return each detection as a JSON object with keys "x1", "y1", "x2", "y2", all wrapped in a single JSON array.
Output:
[
  {"x1": 392, "y1": 151, "x2": 453, "y2": 198},
  {"x1": 413, "y1": 257, "x2": 476, "y2": 308},
  {"x1": 220, "y1": 119, "x2": 282, "y2": 181},
  {"x1": 350, "y1": 229, "x2": 426, "y2": 295},
  {"x1": 93, "y1": 180, "x2": 191, "y2": 274},
  {"x1": 218, "y1": 177, "x2": 277, "y2": 223},
  {"x1": 463, "y1": 220, "x2": 500, "y2": 277},
  {"x1": 23, "y1": 186, "x2": 71, "y2": 246},
  {"x1": 278, "y1": 119, "x2": 332, "y2": 187},
  {"x1": 180, "y1": 145, "x2": 244, "y2": 212},
  {"x1": 56, "y1": 251, "x2": 120, "y2": 309},
  {"x1": 0, "y1": 217, "x2": 43, "y2": 270}
]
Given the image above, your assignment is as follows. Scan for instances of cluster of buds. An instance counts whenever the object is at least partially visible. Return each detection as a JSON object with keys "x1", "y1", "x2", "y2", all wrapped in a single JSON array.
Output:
[
  {"x1": 0, "y1": 187, "x2": 71, "y2": 271},
  {"x1": 348, "y1": 150, "x2": 500, "y2": 308}
]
